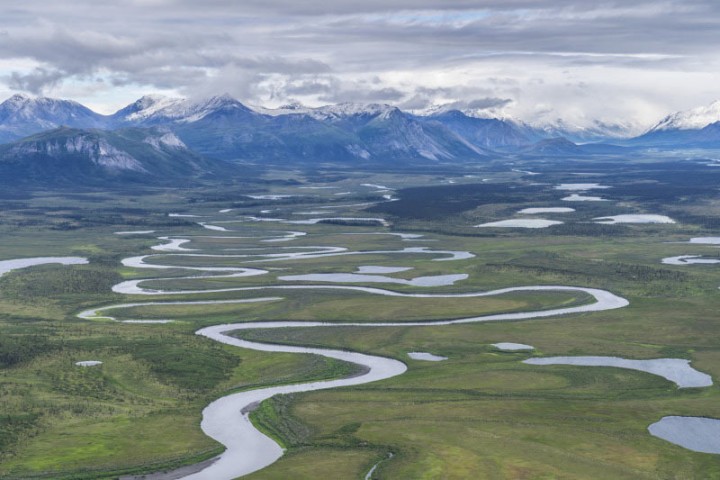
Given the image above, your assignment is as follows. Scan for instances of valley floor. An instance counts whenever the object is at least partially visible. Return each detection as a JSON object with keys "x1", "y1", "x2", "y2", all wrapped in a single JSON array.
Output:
[{"x1": 2, "y1": 158, "x2": 720, "y2": 479}]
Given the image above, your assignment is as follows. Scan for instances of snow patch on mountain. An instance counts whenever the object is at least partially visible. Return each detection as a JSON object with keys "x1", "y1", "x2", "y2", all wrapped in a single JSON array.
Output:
[
  {"x1": 93, "y1": 140, "x2": 146, "y2": 171},
  {"x1": 345, "y1": 143, "x2": 371, "y2": 159},
  {"x1": 144, "y1": 131, "x2": 186, "y2": 150}
]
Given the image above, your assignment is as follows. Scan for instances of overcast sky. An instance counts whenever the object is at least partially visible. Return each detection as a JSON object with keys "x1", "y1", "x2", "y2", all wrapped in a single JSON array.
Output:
[{"x1": 1, "y1": 0, "x2": 719, "y2": 130}]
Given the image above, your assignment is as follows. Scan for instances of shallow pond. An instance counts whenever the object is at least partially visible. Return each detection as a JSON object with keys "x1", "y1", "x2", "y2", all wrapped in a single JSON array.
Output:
[
  {"x1": 0, "y1": 257, "x2": 88, "y2": 277},
  {"x1": 493, "y1": 342, "x2": 534, "y2": 351},
  {"x1": 518, "y1": 207, "x2": 575, "y2": 214},
  {"x1": 662, "y1": 255, "x2": 720, "y2": 265},
  {"x1": 562, "y1": 194, "x2": 608, "y2": 202},
  {"x1": 476, "y1": 219, "x2": 563, "y2": 228},
  {"x1": 554, "y1": 183, "x2": 610, "y2": 191},
  {"x1": 407, "y1": 352, "x2": 448, "y2": 361},
  {"x1": 594, "y1": 214, "x2": 675, "y2": 224},
  {"x1": 648, "y1": 416, "x2": 720, "y2": 454},
  {"x1": 523, "y1": 356, "x2": 711, "y2": 388}
]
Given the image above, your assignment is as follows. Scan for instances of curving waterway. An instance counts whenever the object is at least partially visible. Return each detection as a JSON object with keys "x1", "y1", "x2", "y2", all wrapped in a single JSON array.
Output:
[
  {"x1": 111, "y1": 285, "x2": 627, "y2": 479},
  {"x1": 85, "y1": 229, "x2": 632, "y2": 479}
]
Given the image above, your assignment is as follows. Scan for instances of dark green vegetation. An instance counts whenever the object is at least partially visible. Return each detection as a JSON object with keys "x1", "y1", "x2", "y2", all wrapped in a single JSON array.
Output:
[{"x1": 2, "y1": 157, "x2": 720, "y2": 478}]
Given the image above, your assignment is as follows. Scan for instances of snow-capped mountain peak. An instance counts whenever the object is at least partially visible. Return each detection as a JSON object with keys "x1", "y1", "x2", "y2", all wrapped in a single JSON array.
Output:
[
  {"x1": 278, "y1": 101, "x2": 306, "y2": 111},
  {"x1": 309, "y1": 102, "x2": 397, "y2": 121},
  {"x1": 0, "y1": 94, "x2": 88, "y2": 116},
  {"x1": 133, "y1": 94, "x2": 172, "y2": 108},
  {"x1": 121, "y1": 95, "x2": 184, "y2": 122},
  {"x1": 0, "y1": 94, "x2": 107, "y2": 142},
  {"x1": 649, "y1": 100, "x2": 720, "y2": 132},
  {"x1": 251, "y1": 101, "x2": 312, "y2": 116},
  {"x1": 113, "y1": 93, "x2": 254, "y2": 125},
  {"x1": 181, "y1": 94, "x2": 253, "y2": 122},
  {"x1": 413, "y1": 102, "x2": 513, "y2": 122},
  {"x1": 5, "y1": 93, "x2": 33, "y2": 106},
  {"x1": 252, "y1": 101, "x2": 397, "y2": 120}
]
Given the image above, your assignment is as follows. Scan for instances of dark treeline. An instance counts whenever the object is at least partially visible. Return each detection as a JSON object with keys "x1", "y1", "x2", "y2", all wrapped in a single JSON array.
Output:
[
  {"x1": 0, "y1": 267, "x2": 122, "y2": 298},
  {"x1": 369, "y1": 183, "x2": 547, "y2": 220},
  {"x1": 0, "y1": 335, "x2": 57, "y2": 368},
  {"x1": 127, "y1": 339, "x2": 240, "y2": 391}
]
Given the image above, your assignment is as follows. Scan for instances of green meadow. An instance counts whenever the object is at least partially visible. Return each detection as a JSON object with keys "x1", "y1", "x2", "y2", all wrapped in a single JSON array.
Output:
[{"x1": 2, "y1": 160, "x2": 720, "y2": 479}]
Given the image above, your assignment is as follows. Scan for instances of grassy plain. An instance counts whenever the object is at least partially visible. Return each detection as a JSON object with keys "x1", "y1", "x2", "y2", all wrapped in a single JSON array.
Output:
[{"x1": 2, "y1": 159, "x2": 720, "y2": 478}]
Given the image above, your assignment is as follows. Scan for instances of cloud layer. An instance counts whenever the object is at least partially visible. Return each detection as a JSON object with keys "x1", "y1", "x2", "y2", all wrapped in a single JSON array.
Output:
[{"x1": 1, "y1": 1, "x2": 719, "y2": 129}]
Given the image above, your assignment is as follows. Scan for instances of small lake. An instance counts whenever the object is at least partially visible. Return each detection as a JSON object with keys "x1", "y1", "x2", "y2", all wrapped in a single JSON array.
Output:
[
  {"x1": 75, "y1": 361, "x2": 103, "y2": 367},
  {"x1": 0, "y1": 257, "x2": 88, "y2": 277},
  {"x1": 476, "y1": 219, "x2": 563, "y2": 228},
  {"x1": 594, "y1": 214, "x2": 675, "y2": 224},
  {"x1": 648, "y1": 416, "x2": 720, "y2": 454},
  {"x1": 562, "y1": 194, "x2": 608, "y2": 202},
  {"x1": 518, "y1": 207, "x2": 575, "y2": 214},
  {"x1": 493, "y1": 342, "x2": 534, "y2": 351},
  {"x1": 523, "y1": 356, "x2": 711, "y2": 388},
  {"x1": 356, "y1": 266, "x2": 413, "y2": 274},
  {"x1": 407, "y1": 352, "x2": 447, "y2": 361},
  {"x1": 554, "y1": 183, "x2": 610, "y2": 191},
  {"x1": 662, "y1": 255, "x2": 720, "y2": 265}
]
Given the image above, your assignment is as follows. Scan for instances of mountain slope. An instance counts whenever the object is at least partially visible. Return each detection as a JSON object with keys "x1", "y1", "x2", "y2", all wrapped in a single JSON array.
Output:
[
  {"x1": 528, "y1": 118, "x2": 639, "y2": 143},
  {"x1": 649, "y1": 101, "x2": 720, "y2": 132},
  {"x1": 422, "y1": 110, "x2": 537, "y2": 149},
  {"x1": 0, "y1": 127, "x2": 238, "y2": 186},
  {"x1": 356, "y1": 107, "x2": 489, "y2": 161},
  {"x1": 631, "y1": 100, "x2": 720, "y2": 147}
]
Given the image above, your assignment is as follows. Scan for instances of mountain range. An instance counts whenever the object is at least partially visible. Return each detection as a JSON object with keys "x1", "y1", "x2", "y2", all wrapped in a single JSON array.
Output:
[
  {"x1": 0, "y1": 94, "x2": 495, "y2": 163},
  {"x1": 1, "y1": 92, "x2": 720, "y2": 184}
]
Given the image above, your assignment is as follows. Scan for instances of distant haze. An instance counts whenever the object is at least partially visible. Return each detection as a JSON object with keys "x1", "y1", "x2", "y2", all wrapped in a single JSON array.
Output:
[{"x1": 1, "y1": 1, "x2": 720, "y2": 132}]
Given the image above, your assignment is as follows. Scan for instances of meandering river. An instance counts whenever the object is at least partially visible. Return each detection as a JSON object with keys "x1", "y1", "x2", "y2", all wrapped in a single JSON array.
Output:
[{"x1": 86, "y1": 229, "x2": 631, "y2": 479}]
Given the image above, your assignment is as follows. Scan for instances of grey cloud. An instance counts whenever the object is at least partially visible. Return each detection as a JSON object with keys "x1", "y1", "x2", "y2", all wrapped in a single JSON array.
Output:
[
  {"x1": 283, "y1": 79, "x2": 335, "y2": 96},
  {"x1": 1, "y1": 1, "x2": 719, "y2": 127},
  {"x1": 227, "y1": 57, "x2": 332, "y2": 75},
  {"x1": 318, "y1": 86, "x2": 406, "y2": 104},
  {"x1": 0, "y1": 4, "x2": 711, "y2": 84},
  {"x1": 466, "y1": 98, "x2": 513, "y2": 110},
  {"x1": 397, "y1": 94, "x2": 434, "y2": 110},
  {"x1": 7, "y1": 68, "x2": 66, "y2": 94},
  {"x1": 4, "y1": 1, "x2": 614, "y2": 18},
  {"x1": 396, "y1": 88, "x2": 514, "y2": 113}
]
